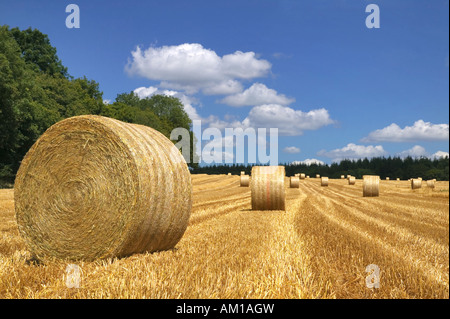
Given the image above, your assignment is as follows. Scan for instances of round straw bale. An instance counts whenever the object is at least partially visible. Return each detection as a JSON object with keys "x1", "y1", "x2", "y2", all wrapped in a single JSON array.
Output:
[
  {"x1": 396, "y1": 178, "x2": 400, "y2": 181},
  {"x1": 240, "y1": 175, "x2": 250, "y2": 187},
  {"x1": 315, "y1": 174, "x2": 320, "y2": 179},
  {"x1": 294, "y1": 173, "x2": 300, "y2": 177},
  {"x1": 348, "y1": 176, "x2": 356, "y2": 185},
  {"x1": 418, "y1": 177, "x2": 422, "y2": 181},
  {"x1": 300, "y1": 173, "x2": 306, "y2": 179},
  {"x1": 227, "y1": 172, "x2": 232, "y2": 176},
  {"x1": 411, "y1": 179, "x2": 422, "y2": 189},
  {"x1": 240, "y1": 171, "x2": 245, "y2": 176},
  {"x1": 250, "y1": 166, "x2": 285, "y2": 211},
  {"x1": 290, "y1": 176, "x2": 300, "y2": 188},
  {"x1": 321, "y1": 177, "x2": 329, "y2": 186},
  {"x1": 346, "y1": 174, "x2": 351, "y2": 179},
  {"x1": 14, "y1": 115, "x2": 192, "y2": 261},
  {"x1": 306, "y1": 175, "x2": 310, "y2": 179},
  {"x1": 426, "y1": 179, "x2": 435, "y2": 188},
  {"x1": 386, "y1": 177, "x2": 390, "y2": 181},
  {"x1": 341, "y1": 175, "x2": 345, "y2": 179},
  {"x1": 363, "y1": 175, "x2": 380, "y2": 197}
]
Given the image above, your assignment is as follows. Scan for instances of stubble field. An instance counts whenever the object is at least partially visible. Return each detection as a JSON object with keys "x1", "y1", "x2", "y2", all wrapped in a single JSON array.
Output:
[{"x1": 0, "y1": 175, "x2": 448, "y2": 298}]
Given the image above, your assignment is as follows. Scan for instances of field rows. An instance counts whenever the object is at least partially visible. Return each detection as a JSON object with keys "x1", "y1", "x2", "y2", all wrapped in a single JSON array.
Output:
[{"x1": 0, "y1": 175, "x2": 448, "y2": 298}]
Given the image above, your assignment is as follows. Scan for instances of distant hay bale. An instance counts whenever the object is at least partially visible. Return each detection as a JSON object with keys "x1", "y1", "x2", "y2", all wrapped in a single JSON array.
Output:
[
  {"x1": 426, "y1": 180, "x2": 435, "y2": 189},
  {"x1": 250, "y1": 166, "x2": 285, "y2": 211},
  {"x1": 14, "y1": 115, "x2": 192, "y2": 261},
  {"x1": 411, "y1": 179, "x2": 422, "y2": 189},
  {"x1": 315, "y1": 174, "x2": 320, "y2": 178},
  {"x1": 348, "y1": 176, "x2": 356, "y2": 185},
  {"x1": 306, "y1": 175, "x2": 310, "y2": 179},
  {"x1": 341, "y1": 175, "x2": 345, "y2": 179},
  {"x1": 363, "y1": 175, "x2": 380, "y2": 197},
  {"x1": 240, "y1": 171, "x2": 245, "y2": 176},
  {"x1": 418, "y1": 177, "x2": 422, "y2": 181},
  {"x1": 228, "y1": 173, "x2": 232, "y2": 176},
  {"x1": 396, "y1": 178, "x2": 400, "y2": 181},
  {"x1": 321, "y1": 177, "x2": 329, "y2": 186},
  {"x1": 300, "y1": 173, "x2": 306, "y2": 179},
  {"x1": 346, "y1": 174, "x2": 351, "y2": 179},
  {"x1": 240, "y1": 175, "x2": 250, "y2": 187},
  {"x1": 386, "y1": 177, "x2": 390, "y2": 181},
  {"x1": 290, "y1": 176, "x2": 300, "y2": 188}
]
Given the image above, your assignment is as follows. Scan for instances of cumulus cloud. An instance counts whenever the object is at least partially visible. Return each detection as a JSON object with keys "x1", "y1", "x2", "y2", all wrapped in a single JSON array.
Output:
[
  {"x1": 283, "y1": 146, "x2": 301, "y2": 154},
  {"x1": 291, "y1": 158, "x2": 325, "y2": 166},
  {"x1": 241, "y1": 105, "x2": 334, "y2": 136},
  {"x1": 396, "y1": 145, "x2": 428, "y2": 158},
  {"x1": 431, "y1": 150, "x2": 449, "y2": 159},
  {"x1": 126, "y1": 43, "x2": 271, "y2": 95},
  {"x1": 317, "y1": 143, "x2": 387, "y2": 162},
  {"x1": 361, "y1": 120, "x2": 449, "y2": 143},
  {"x1": 133, "y1": 86, "x2": 201, "y2": 121},
  {"x1": 219, "y1": 83, "x2": 295, "y2": 107}
]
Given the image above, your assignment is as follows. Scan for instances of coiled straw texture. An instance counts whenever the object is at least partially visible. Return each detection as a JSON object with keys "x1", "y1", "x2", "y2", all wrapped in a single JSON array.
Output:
[{"x1": 14, "y1": 115, "x2": 192, "y2": 261}]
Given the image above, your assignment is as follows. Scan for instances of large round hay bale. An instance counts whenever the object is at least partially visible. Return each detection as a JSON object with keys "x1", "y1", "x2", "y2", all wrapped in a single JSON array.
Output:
[
  {"x1": 426, "y1": 180, "x2": 435, "y2": 188},
  {"x1": 250, "y1": 166, "x2": 285, "y2": 211},
  {"x1": 411, "y1": 179, "x2": 422, "y2": 189},
  {"x1": 363, "y1": 175, "x2": 380, "y2": 197},
  {"x1": 290, "y1": 176, "x2": 299, "y2": 188},
  {"x1": 300, "y1": 173, "x2": 306, "y2": 179},
  {"x1": 14, "y1": 115, "x2": 192, "y2": 261},
  {"x1": 240, "y1": 175, "x2": 250, "y2": 187},
  {"x1": 321, "y1": 177, "x2": 329, "y2": 186},
  {"x1": 348, "y1": 176, "x2": 356, "y2": 185}
]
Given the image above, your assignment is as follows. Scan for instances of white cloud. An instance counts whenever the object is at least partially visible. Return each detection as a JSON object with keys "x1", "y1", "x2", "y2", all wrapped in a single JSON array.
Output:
[
  {"x1": 361, "y1": 120, "x2": 449, "y2": 143},
  {"x1": 431, "y1": 150, "x2": 449, "y2": 159},
  {"x1": 133, "y1": 86, "x2": 201, "y2": 121},
  {"x1": 317, "y1": 143, "x2": 387, "y2": 162},
  {"x1": 291, "y1": 159, "x2": 325, "y2": 166},
  {"x1": 283, "y1": 146, "x2": 301, "y2": 154},
  {"x1": 241, "y1": 104, "x2": 334, "y2": 136},
  {"x1": 125, "y1": 43, "x2": 271, "y2": 95},
  {"x1": 219, "y1": 83, "x2": 295, "y2": 107},
  {"x1": 396, "y1": 145, "x2": 428, "y2": 158}
]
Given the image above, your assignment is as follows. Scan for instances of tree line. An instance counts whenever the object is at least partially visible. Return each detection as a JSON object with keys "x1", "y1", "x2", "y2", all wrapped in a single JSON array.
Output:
[
  {"x1": 192, "y1": 156, "x2": 449, "y2": 181},
  {"x1": 0, "y1": 26, "x2": 194, "y2": 186}
]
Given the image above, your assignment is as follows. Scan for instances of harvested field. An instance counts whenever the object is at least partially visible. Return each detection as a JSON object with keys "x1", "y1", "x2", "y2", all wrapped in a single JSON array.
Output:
[{"x1": 0, "y1": 176, "x2": 448, "y2": 299}]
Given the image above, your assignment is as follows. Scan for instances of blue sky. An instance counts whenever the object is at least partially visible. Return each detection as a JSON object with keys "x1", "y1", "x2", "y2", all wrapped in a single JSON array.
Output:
[{"x1": 1, "y1": 0, "x2": 448, "y2": 165}]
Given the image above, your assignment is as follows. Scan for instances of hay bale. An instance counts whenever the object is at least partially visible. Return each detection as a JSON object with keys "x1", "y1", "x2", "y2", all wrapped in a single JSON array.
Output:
[
  {"x1": 340, "y1": 175, "x2": 345, "y2": 179},
  {"x1": 240, "y1": 175, "x2": 250, "y2": 187},
  {"x1": 386, "y1": 177, "x2": 390, "y2": 181},
  {"x1": 411, "y1": 179, "x2": 422, "y2": 189},
  {"x1": 363, "y1": 175, "x2": 380, "y2": 197},
  {"x1": 227, "y1": 173, "x2": 232, "y2": 176},
  {"x1": 306, "y1": 175, "x2": 310, "y2": 179},
  {"x1": 346, "y1": 174, "x2": 351, "y2": 179},
  {"x1": 290, "y1": 176, "x2": 300, "y2": 188},
  {"x1": 426, "y1": 180, "x2": 435, "y2": 189},
  {"x1": 300, "y1": 173, "x2": 306, "y2": 179},
  {"x1": 396, "y1": 178, "x2": 400, "y2": 181},
  {"x1": 315, "y1": 174, "x2": 320, "y2": 179},
  {"x1": 348, "y1": 176, "x2": 356, "y2": 185},
  {"x1": 250, "y1": 166, "x2": 285, "y2": 211},
  {"x1": 418, "y1": 177, "x2": 422, "y2": 181},
  {"x1": 240, "y1": 171, "x2": 245, "y2": 176},
  {"x1": 321, "y1": 177, "x2": 329, "y2": 186},
  {"x1": 14, "y1": 115, "x2": 192, "y2": 261}
]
